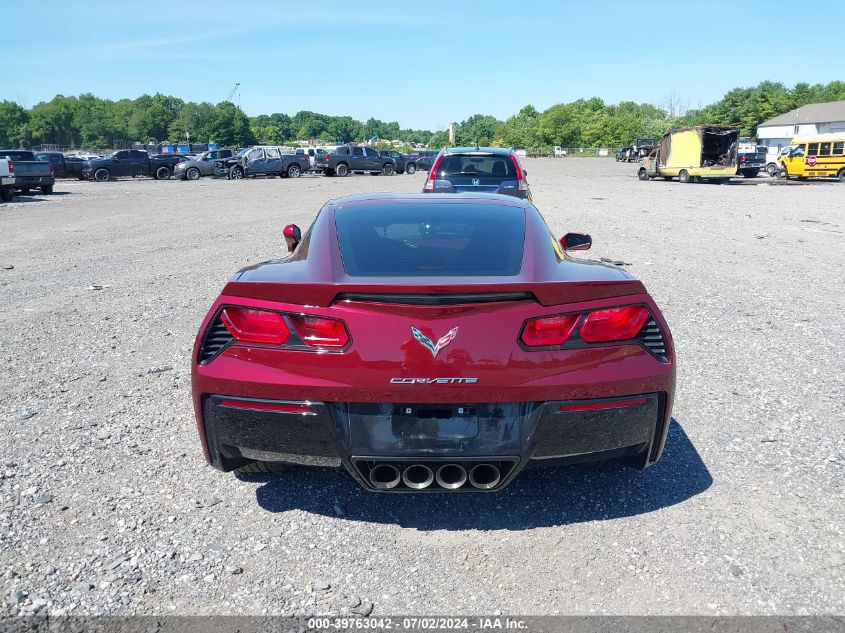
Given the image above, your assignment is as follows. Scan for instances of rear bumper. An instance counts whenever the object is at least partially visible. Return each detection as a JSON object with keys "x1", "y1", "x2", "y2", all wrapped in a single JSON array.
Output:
[
  {"x1": 196, "y1": 392, "x2": 671, "y2": 491},
  {"x1": 14, "y1": 175, "x2": 54, "y2": 188}
]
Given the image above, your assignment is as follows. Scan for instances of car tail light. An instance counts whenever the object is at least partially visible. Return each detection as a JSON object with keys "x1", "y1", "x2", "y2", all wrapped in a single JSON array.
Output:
[
  {"x1": 579, "y1": 306, "x2": 649, "y2": 343},
  {"x1": 520, "y1": 314, "x2": 580, "y2": 347},
  {"x1": 325, "y1": 154, "x2": 331, "y2": 162},
  {"x1": 739, "y1": 155, "x2": 747, "y2": 163},
  {"x1": 289, "y1": 314, "x2": 349, "y2": 348},
  {"x1": 7, "y1": 160, "x2": 14, "y2": 174},
  {"x1": 509, "y1": 155, "x2": 527, "y2": 190},
  {"x1": 49, "y1": 164, "x2": 55, "y2": 175},
  {"x1": 424, "y1": 155, "x2": 443, "y2": 190},
  {"x1": 220, "y1": 307, "x2": 290, "y2": 344}
]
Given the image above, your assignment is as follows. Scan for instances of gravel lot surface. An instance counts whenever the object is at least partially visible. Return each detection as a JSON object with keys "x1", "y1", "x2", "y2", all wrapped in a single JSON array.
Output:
[{"x1": 1, "y1": 160, "x2": 843, "y2": 617}]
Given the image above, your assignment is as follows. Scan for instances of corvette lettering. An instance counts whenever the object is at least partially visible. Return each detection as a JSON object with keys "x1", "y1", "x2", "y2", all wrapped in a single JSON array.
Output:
[{"x1": 390, "y1": 377, "x2": 479, "y2": 384}]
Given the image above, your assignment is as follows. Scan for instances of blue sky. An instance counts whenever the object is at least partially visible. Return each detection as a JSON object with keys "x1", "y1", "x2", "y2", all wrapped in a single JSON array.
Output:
[{"x1": 7, "y1": 1, "x2": 844, "y2": 130}]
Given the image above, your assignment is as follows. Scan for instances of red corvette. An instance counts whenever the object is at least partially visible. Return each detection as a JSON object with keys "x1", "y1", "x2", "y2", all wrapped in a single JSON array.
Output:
[{"x1": 191, "y1": 194, "x2": 675, "y2": 492}]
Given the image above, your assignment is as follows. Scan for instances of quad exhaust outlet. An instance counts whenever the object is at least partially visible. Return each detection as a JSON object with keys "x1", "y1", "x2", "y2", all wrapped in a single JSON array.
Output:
[
  {"x1": 402, "y1": 464, "x2": 435, "y2": 489},
  {"x1": 435, "y1": 464, "x2": 468, "y2": 490},
  {"x1": 368, "y1": 464, "x2": 401, "y2": 489},
  {"x1": 468, "y1": 463, "x2": 501, "y2": 489}
]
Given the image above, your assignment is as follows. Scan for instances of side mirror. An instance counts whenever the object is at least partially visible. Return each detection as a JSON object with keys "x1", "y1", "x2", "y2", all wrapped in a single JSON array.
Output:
[
  {"x1": 560, "y1": 232, "x2": 592, "y2": 251},
  {"x1": 283, "y1": 224, "x2": 302, "y2": 252}
]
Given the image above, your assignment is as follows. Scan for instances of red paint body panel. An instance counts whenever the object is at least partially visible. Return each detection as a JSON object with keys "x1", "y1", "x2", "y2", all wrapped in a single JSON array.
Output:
[{"x1": 190, "y1": 194, "x2": 677, "y2": 477}]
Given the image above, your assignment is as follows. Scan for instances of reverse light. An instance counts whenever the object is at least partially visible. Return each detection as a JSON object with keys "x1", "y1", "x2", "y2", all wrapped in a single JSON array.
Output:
[
  {"x1": 289, "y1": 314, "x2": 349, "y2": 348},
  {"x1": 559, "y1": 397, "x2": 647, "y2": 412},
  {"x1": 219, "y1": 399, "x2": 314, "y2": 415},
  {"x1": 220, "y1": 307, "x2": 290, "y2": 345},
  {"x1": 579, "y1": 306, "x2": 649, "y2": 343},
  {"x1": 521, "y1": 314, "x2": 580, "y2": 347}
]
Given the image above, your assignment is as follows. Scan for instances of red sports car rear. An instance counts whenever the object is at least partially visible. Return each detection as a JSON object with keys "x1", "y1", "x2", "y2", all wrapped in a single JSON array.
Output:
[{"x1": 191, "y1": 194, "x2": 675, "y2": 492}]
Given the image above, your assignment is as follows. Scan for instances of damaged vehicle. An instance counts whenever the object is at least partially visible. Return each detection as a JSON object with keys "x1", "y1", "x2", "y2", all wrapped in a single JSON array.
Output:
[
  {"x1": 638, "y1": 125, "x2": 739, "y2": 183},
  {"x1": 191, "y1": 193, "x2": 675, "y2": 492}
]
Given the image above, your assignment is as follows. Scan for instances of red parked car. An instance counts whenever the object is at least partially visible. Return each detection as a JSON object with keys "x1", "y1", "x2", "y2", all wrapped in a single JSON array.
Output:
[{"x1": 191, "y1": 193, "x2": 675, "y2": 492}]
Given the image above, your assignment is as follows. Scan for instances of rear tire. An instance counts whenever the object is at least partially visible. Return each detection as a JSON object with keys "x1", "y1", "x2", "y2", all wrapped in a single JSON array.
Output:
[
  {"x1": 94, "y1": 168, "x2": 111, "y2": 182},
  {"x1": 741, "y1": 169, "x2": 759, "y2": 178},
  {"x1": 41, "y1": 185, "x2": 54, "y2": 194},
  {"x1": 236, "y1": 461, "x2": 288, "y2": 474},
  {"x1": 335, "y1": 163, "x2": 349, "y2": 177},
  {"x1": 838, "y1": 169, "x2": 845, "y2": 183},
  {"x1": 678, "y1": 169, "x2": 691, "y2": 183},
  {"x1": 155, "y1": 166, "x2": 171, "y2": 180},
  {"x1": 0, "y1": 188, "x2": 12, "y2": 202},
  {"x1": 287, "y1": 164, "x2": 302, "y2": 178},
  {"x1": 637, "y1": 168, "x2": 649, "y2": 181},
  {"x1": 766, "y1": 163, "x2": 778, "y2": 177},
  {"x1": 406, "y1": 163, "x2": 417, "y2": 175},
  {"x1": 382, "y1": 163, "x2": 395, "y2": 176}
]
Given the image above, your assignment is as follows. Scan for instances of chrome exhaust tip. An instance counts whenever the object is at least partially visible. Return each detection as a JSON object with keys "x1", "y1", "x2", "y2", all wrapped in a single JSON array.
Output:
[
  {"x1": 369, "y1": 464, "x2": 401, "y2": 490},
  {"x1": 402, "y1": 464, "x2": 434, "y2": 490},
  {"x1": 435, "y1": 464, "x2": 467, "y2": 490},
  {"x1": 468, "y1": 463, "x2": 501, "y2": 490}
]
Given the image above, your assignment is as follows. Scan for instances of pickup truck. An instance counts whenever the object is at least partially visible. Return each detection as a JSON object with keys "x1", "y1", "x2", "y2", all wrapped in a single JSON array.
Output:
[
  {"x1": 214, "y1": 146, "x2": 312, "y2": 179},
  {"x1": 737, "y1": 148, "x2": 767, "y2": 178},
  {"x1": 378, "y1": 149, "x2": 417, "y2": 174},
  {"x1": 323, "y1": 145, "x2": 396, "y2": 176},
  {"x1": 0, "y1": 150, "x2": 56, "y2": 194},
  {"x1": 81, "y1": 149, "x2": 185, "y2": 181},
  {"x1": 0, "y1": 158, "x2": 14, "y2": 202},
  {"x1": 34, "y1": 152, "x2": 87, "y2": 179}
]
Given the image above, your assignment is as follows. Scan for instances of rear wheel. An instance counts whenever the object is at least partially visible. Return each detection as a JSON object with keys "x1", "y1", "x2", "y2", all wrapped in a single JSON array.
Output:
[
  {"x1": 155, "y1": 166, "x2": 171, "y2": 180},
  {"x1": 678, "y1": 169, "x2": 691, "y2": 183},
  {"x1": 838, "y1": 169, "x2": 845, "y2": 183},
  {"x1": 405, "y1": 162, "x2": 417, "y2": 175},
  {"x1": 41, "y1": 185, "x2": 53, "y2": 194},
  {"x1": 741, "y1": 169, "x2": 759, "y2": 178},
  {"x1": 186, "y1": 167, "x2": 201, "y2": 180},
  {"x1": 766, "y1": 163, "x2": 778, "y2": 177},
  {"x1": 236, "y1": 461, "x2": 288, "y2": 474},
  {"x1": 94, "y1": 168, "x2": 111, "y2": 182},
  {"x1": 382, "y1": 163, "x2": 395, "y2": 176},
  {"x1": 21, "y1": 187, "x2": 31, "y2": 194},
  {"x1": 335, "y1": 163, "x2": 349, "y2": 177},
  {"x1": 637, "y1": 168, "x2": 649, "y2": 181},
  {"x1": 287, "y1": 164, "x2": 302, "y2": 178},
  {"x1": 0, "y1": 188, "x2": 12, "y2": 202}
]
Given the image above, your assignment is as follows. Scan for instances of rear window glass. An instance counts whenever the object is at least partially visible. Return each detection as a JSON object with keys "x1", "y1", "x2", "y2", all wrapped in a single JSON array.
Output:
[
  {"x1": 335, "y1": 204, "x2": 525, "y2": 277},
  {"x1": 436, "y1": 154, "x2": 517, "y2": 179},
  {"x1": 1, "y1": 150, "x2": 35, "y2": 161}
]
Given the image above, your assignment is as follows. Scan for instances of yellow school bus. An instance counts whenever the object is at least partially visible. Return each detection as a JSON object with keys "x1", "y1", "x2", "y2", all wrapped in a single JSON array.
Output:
[
  {"x1": 638, "y1": 125, "x2": 740, "y2": 183},
  {"x1": 778, "y1": 134, "x2": 845, "y2": 182}
]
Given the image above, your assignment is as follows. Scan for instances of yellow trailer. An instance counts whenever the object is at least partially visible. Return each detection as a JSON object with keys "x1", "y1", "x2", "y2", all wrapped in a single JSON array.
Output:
[{"x1": 638, "y1": 125, "x2": 740, "y2": 183}]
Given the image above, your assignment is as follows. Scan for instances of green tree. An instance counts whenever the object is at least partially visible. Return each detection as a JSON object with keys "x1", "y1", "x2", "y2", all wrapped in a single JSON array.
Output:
[{"x1": 0, "y1": 101, "x2": 30, "y2": 147}]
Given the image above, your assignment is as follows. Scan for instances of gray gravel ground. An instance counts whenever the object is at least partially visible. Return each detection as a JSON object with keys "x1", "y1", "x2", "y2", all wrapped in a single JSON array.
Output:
[{"x1": 0, "y1": 160, "x2": 843, "y2": 616}]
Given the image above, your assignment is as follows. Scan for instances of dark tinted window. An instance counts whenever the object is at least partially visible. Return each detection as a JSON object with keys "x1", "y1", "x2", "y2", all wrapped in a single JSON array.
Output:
[
  {"x1": 436, "y1": 154, "x2": 517, "y2": 179},
  {"x1": 335, "y1": 204, "x2": 525, "y2": 277},
  {"x1": 1, "y1": 150, "x2": 35, "y2": 161}
]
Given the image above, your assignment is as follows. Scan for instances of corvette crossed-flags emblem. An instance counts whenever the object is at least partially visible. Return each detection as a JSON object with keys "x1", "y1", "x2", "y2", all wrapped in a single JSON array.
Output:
[{"x1": 410, "y1": 326, "x2": 459, "y2": 358}]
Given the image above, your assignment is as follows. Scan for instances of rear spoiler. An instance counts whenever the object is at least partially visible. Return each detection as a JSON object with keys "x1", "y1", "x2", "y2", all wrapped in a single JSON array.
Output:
[{"x1": 221, "y1": 280, "x2": 647, "y2": 308}]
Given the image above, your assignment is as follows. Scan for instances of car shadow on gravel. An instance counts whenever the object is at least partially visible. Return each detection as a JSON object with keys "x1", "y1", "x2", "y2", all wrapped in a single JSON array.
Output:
[{"x1": 247, "y1": 419, "x2": 711, "y2": 530}]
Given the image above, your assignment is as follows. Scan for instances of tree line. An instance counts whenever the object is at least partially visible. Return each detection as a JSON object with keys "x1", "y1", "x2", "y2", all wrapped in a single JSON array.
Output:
[{"x1": 1, "y1": 81, "x2": 843, "y2": 151}]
